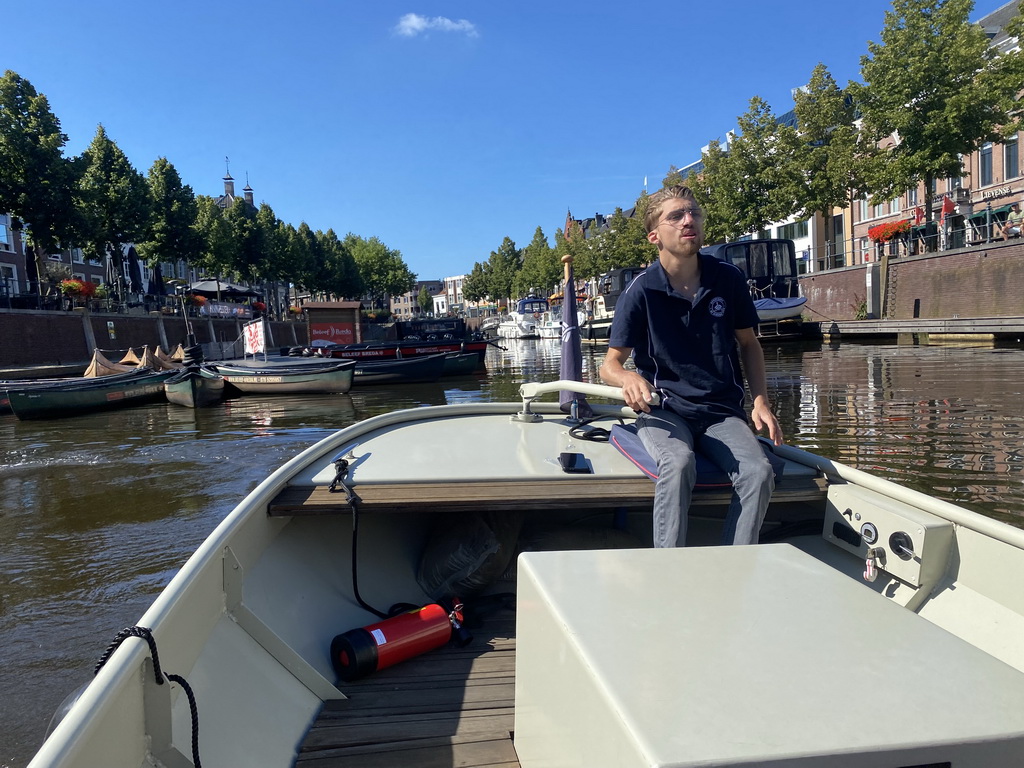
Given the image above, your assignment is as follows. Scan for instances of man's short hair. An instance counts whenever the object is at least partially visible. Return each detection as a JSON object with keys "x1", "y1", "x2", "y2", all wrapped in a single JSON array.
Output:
[{"x1": 644, "y1": 185, "x2": 700, "y2": 234}]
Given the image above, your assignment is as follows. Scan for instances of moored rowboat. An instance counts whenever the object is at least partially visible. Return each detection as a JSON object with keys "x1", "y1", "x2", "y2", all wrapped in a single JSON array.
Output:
[
  {"x1": 163, "y1": 367, "x2": 226, "y2": 408},
  {"x1": 28, "y1": 380, "x2": 1024, "y2": 767},
  {"x1": 209, "y1": 360, "x2": 355, "y2": 394},
  {"x1": 6, "y1": 369, "x2": 177, "y2": 420},
  {"x1": 351, "y1": 353, "x2": 446, "y2": 385}
]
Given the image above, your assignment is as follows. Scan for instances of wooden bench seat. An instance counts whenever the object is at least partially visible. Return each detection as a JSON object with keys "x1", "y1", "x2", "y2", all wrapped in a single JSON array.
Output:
[{"x1": 268, "y1": 476, "x2": 829, "y2": 517}]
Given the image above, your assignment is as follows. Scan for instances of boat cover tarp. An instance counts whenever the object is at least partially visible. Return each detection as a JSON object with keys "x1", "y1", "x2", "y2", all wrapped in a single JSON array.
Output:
[
  {"x1": 139, "y1": 346, "x2": 181, "y2": 371},
  {"x1": 118, "y1": 348, "x2": 142, "y2": 365},
  {"x1": 84, "y1": 349, "x2": 137, "y2": 378}
]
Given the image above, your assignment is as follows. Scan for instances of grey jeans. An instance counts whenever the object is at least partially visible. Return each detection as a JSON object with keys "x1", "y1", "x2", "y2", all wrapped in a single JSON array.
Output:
[{"x1": 636, "y1": 408, "x2": 774, "y2": 547}]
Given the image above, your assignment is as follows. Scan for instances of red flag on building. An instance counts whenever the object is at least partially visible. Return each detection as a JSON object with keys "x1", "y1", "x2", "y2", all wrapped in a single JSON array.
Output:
[
  {"x1": 914, "y1": 206, "x2": 925, "y2": 225},
  {"x1": 940, "y1": 196, "x2": 955, "y2": 222}
]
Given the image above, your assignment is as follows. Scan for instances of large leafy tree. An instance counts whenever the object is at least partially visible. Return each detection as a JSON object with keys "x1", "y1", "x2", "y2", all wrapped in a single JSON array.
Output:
[
  {"x1": 513, "y1": 226, "x2": 559, "y2": 298},
  {"x1": 344, "y1": 233, "x2": 414, "y2": 308},
  {"x1": 290, "y1": 222, "x2": 322, "y2": 300},
  {"x1": 585, "y1": 206, "x2": 654, "y2": 277},
  {"x1": 856, "y1": 0, "x2": 1024, "y2": 220},
  {"x1": 484, "y1": 236, "x2": 522, "y2": 303},
  {"x1": 728, "y1": 96, "x2": 800, "y2": 235},
  {"x1": 319, "y1": 229, "x2": 363, "y2": 299},
  {"x1": 77, "y1": 125, "x2": 152, "y2": 294},
  {"x1": 786, "y1": 63, "x2": 864, "y2": 263},
  {"x1": 0, "y1": 70, "x2": 82, "y2": 292},
  {"x1": 686, "y1": 139, "x2": 744, "y2": 242},
  {"x1": 461, "y1": 261, "x2": 490, "y2": 304},
  {"x1": 192, "y1": 195, "x2": 236, "y2": 278},
  {"x1": 136, "y1": 157, "x2": 201, "y2": 269}
]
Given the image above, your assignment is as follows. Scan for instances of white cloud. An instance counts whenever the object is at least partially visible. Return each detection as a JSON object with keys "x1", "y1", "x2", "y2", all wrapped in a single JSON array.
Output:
[{"x1": 394, "y1": 13, "x2": 478, "y2": 38}]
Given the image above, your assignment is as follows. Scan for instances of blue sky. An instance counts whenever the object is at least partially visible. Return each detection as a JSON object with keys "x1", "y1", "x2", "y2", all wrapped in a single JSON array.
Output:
[{"x1": 5, "y1": 1, "x2": 1011, "y2": 280}]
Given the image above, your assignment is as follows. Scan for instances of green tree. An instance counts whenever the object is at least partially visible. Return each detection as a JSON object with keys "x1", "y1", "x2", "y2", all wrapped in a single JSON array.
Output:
[
  {"x1": 290, "y1": 222, "x2": 322, "y2": 300},
  {"x1": 584, "y1": 206, "x2": 654, "y2": 277},
  {"x1": 484, "y1": 236, "x2": 522, "y2": 303},
  {"x1": 319, "y1": 229, "x2": 363, "y2": 299},
  {"x1": 513, "y1": 226, "x2": 559, "y2": 298},
  {"x1": 686, "y1": 138, "x2": 743, "y2": 243},
  {"x1": 344, "y1": 233, "x2": 415, "y2": 308},
  {"x1": 786, "y1": 63, "x2": 863, "y2": 265},
  {"x1": 193, "y1": 195, "x2": 236, "y2": 278},
  {"x1": 417, "y1": 285, "x2": 433, "y2": 314},
  {"x1": 223, "y1": 198, "x2": 264, "y2": 285},
  {"x1": 856, "y1": 0, "x2": 1024, "y2": 220},
  {"x1": 729, "y1": 96, "x2": 800, "y2": 235},
  {"x1": 136, "y1": 157, "x2": 201, "y2": 269},
  {"x1": 461, "y1": 261, "x2": 490, "y2": 304},
  {"x1": 0, "y1": 70, "x2": 82, "y2": 293},
  {"x1": 77, "y1": 125, "x2": 153, "y2": 294}
]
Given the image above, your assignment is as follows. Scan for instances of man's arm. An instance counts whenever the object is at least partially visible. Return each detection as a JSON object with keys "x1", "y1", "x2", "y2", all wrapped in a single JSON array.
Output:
[
  {"x1": 599, "y1": 346, "x2": 654, "y2": 413},
  {"x1": 735, "y1": 327, "x2": 783, "y2": 445}
]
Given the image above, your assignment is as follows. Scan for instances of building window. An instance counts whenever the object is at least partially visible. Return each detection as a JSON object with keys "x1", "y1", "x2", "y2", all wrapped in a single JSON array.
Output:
[
  {"x1": 72, "y1": 248, "x2": 85, "y2": 264},
  {"x1": 1005, "y1": 137, "x2": 1019, "y2": 180},
  {"x1": 980, "y1": 143, "x2": 993, "y2": 186},
  {"x1": 907, "y1": 187, "x2": 918, "y2": 206},
  {"x1": 0, "y1": 223, "x2": 9, "y2": 251},
  {"x1": 890, "y1": 197, "x2": 901, "y2": 214},
  {"x1": 777, "y1": 220, "x2": 808, "y2": 240}
]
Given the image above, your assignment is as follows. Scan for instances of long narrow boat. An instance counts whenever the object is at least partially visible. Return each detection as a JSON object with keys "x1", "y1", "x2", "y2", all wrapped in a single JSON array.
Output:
[
  {"x1": 6, "y1": 369, "x2": 176, "y2": 420},
  {"x1": 29, "y1": 379, "x2": 1024, "y2": 767},
  {"x1": 209, "y1": 360, "x2": 355, "y2": 395},
  {"x1": 441, "y1": 351, "x2": 482, "y2": 377},
  {"x1": 351, "y1": 353, "x2": 447, "y2": 385},
  {"x1": 163, "y1": 367, "x2": 226, "y2": 408},
  {"x1": 313, "y1": 337, "x2": 492, "y2": 364}
]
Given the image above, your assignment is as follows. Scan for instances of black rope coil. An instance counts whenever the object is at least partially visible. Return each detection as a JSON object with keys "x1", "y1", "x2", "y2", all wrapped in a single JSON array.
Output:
[{"x1": 95, "y1": 625, "x2": 201, "y2": 768}]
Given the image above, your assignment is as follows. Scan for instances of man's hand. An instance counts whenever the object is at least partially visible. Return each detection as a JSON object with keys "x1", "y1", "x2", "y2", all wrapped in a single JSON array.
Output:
[
  {"x1": 751, "y1": 398, "x2": 783, "y2": 446},
  {"x1": 600, "y1": 346, "x2": 653, "y2": 413},
  {"x1": 619, "y1": 371, "x2": 654, "y2": 413}
]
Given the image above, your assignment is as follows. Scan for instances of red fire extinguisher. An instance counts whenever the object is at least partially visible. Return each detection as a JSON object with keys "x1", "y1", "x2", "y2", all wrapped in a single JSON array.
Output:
[{"x1": 331, "y1": 603, "x2": 468, "y2": 681}]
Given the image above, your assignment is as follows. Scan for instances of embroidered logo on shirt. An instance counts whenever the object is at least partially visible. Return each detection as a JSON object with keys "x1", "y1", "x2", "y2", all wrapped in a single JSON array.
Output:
[{"x1": 709, "y1": 297, "x2": 726, "y2": 317}]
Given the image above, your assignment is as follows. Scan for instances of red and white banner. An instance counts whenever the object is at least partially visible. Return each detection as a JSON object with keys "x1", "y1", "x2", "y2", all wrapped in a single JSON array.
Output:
[{"x1": 243, "y1": 319, "x2": 266, "y2": 355}]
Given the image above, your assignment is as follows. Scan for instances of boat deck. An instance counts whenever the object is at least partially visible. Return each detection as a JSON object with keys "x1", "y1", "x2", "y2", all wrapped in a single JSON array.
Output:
[
  {"x1": 296, "y1": 610, "x2": 520, "y2": 768},
  {"x1": 268, "y1": 475, "x2": 829, "y2": 517}
]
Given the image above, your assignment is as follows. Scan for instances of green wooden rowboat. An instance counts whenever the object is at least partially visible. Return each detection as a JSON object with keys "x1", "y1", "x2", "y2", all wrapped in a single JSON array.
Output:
[{"x1": 6, "y1": 369, "x2": 178, "y2": 420}]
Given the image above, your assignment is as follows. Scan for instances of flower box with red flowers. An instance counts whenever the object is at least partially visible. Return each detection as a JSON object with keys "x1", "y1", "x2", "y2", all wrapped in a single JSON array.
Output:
[{"x1": 868, "y1": 219, "x2": 911, "y2": 243}]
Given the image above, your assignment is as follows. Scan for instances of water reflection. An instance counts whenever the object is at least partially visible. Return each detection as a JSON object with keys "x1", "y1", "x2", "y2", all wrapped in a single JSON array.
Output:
[{"x1": 3, "y1": 339, "x2": 1024, "y2": 766}]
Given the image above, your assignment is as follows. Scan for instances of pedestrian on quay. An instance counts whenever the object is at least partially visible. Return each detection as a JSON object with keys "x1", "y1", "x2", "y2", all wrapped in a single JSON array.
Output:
[
  {"x1": 999, "y1": 202, "x2": 1023, "y2": 240},
  {"x1": 598, "y1": 185, "x2": 783, "y2": 548}
]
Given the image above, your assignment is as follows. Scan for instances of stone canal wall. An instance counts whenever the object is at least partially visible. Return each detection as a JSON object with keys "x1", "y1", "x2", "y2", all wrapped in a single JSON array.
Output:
[
  {"x1": 0, "y1": 310, "x2": 307, "y2": 368},
  {"x1": 799, "y1": 239, "x2": 1024, "y2": 322}
]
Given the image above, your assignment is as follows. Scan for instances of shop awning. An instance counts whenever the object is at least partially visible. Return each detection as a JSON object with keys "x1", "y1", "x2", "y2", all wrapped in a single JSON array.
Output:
[{"x1": 968, "y1": 204, "x2": 1013, "y2": 221}]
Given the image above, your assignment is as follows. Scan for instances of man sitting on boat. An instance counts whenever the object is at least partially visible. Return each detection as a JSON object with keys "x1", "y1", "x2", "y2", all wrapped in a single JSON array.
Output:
[{"x1": 599, "y1": 185, "x2": 783, "y2": 547}]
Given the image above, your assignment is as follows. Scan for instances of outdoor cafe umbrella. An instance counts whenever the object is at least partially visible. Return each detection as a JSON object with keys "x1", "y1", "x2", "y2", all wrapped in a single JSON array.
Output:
[
  {"x1": 187, "y1": 279, "x2": 260, "y2": 298},
  {"x1": 147, "y1": 262, "x2": 168, "y2": 296},
  {"x1": 127, "y1": 248, "x2": 144, "y2": 293}
]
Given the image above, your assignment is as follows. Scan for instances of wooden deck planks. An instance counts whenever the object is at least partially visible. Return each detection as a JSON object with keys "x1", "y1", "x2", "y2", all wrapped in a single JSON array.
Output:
[
  {"x1": 269, "y1": 476, "x2": 828, "y2": 517},
  {"x1": 295, "y1": 614, "x2": 521, "y2": 768}
]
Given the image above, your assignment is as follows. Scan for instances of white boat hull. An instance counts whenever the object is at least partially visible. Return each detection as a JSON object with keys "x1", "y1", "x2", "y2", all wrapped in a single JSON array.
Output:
[{"x1": 30, "y1": 383, "x2": 1024, "y2": 768}]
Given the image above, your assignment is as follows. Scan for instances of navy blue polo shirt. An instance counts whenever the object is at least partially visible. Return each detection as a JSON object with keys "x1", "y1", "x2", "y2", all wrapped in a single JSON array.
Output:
[{"x1": 608, "y1": 254, "x2": 759, "y2": 424}]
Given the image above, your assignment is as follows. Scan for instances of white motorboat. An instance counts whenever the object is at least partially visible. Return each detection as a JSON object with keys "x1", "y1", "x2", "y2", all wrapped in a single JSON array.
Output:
[
  {"x1": 754, "y1": 295, "x2": 807, "y2": 321},
  {"x1": 536, "y1": 305, "x2": 588, "y2": 339},
  {"x1": 496, "y1": 296, "x2": 548, "y2": 339},
  {"x1": 30, "y1": 379, "x2": 1024, "y2": 768}
]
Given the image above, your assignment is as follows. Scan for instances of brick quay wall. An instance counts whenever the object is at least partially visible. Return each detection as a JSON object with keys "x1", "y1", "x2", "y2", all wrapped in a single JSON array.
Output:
[
  {"x1": 0, "y1": 310, "x2": 307, "y2": 369},
  {"x1": 799, "y1": 239, "x2": 1024, "y2": 322}
]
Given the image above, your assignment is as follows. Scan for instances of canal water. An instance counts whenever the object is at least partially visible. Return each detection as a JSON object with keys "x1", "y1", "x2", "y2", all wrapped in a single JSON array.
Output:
[{"x1": 3, "y1": 338, "x2": 1024, "y2": 766}]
